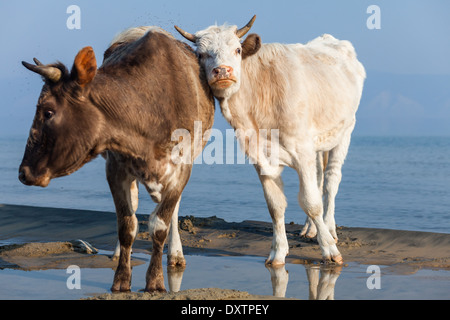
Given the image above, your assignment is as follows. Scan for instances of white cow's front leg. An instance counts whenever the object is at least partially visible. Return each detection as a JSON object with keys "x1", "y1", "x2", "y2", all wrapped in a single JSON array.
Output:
[
  {"x1": 256, "y1": 166, "x2": 288, "y2": 265},
  {"x1": 267, "y1": 216, "x2": 289, "y2": 265},
  {"x1": 167, "y1": 196, "x2": 185, "y2": 267}
]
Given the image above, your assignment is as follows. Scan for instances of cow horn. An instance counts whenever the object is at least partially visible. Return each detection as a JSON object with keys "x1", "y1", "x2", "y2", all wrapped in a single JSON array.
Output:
[
  {"x1": 22, "y1": 60, "x2": 62, "y2": 82},
  {"x1": 33, "y1": 58, "x2": 43, "y2": 66},
  {"x1": 236, "y1": 15, "x2": 256, "y2": 38},
  {"x1": 174, "y1": 25, "x2": 196, "y2": 43}
]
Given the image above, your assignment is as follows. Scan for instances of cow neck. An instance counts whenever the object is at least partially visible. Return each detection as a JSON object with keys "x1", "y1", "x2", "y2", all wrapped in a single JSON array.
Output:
[
  {"x1": 86, "y1": 76, "x2": 151, "y2": 161},
  {"x1": 218, "y1": 82, "x2": 252, "y2": 133}
]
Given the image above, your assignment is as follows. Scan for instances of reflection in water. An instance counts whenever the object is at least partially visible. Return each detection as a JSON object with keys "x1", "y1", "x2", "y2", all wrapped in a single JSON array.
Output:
[
  {"x1": 1, "y1": 253, "x2": 447, "y2": 300},
  {"x1": 265, "y1": 264, "x2": 342, "y2": 300},
  {"x1": 165, "y1": 261, "x2": 342, "y2": 300},
  {"x1": 266, "y1": 265, "x2": 289, "y2": 297},
  {"x1": 167, "y1": 266, "x2": 184, "y2": 293},
  {"x1": 305, "y1": 265, "x2": 342, "y2": 300}
]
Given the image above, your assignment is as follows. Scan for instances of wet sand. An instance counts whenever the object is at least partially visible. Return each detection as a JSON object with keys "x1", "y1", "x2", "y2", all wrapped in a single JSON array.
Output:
[{"x1": 0, "y1": 203, "x2": 449, "y2": 299}]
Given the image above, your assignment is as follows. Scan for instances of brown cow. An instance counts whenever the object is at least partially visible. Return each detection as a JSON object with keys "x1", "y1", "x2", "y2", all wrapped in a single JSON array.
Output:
[{"x1": 19, "y1": 27, "x2": 214, "y2": 292}]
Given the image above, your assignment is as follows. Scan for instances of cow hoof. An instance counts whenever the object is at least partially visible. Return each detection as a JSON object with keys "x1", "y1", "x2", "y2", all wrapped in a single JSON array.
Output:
[
  {"x1": 321, "y1": 255, "x2": 343, "y2": 266},
  {"x1": 167, "y1": 255, "x2": 186, "y2": 268},
  {"x1": 332, "y1": 254, "x2": 343, "y2": 265},
  {"x1": 110, "y1": 285, "x2": 131, "y2": 293},
  {"x1": 144, "y1": 286, "x2": 167, "y2": 293},
  {"x1": 300, "y1": 231, "x2": 317, "y2": 238},
  {"x1": 265, "y1": 258, "x2": 286, "y2": 267},
  {"x1": 265, "y1": 263, "x2": 286, "y2": 271}
]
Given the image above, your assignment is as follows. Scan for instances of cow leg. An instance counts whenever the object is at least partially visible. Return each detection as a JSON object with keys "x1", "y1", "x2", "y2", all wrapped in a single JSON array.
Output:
[
  {"x1": 323, "y1": 124, "x2": 354, "y2": 241},
  {"x1": 145, "y1": 191, "x2": 182, "y2": 292},
  {"x1": 106, "y1": 155, "x2": 139, "y2": 292},
  {"x1": 256, "y1": 165, "x2": 288, "y2": 266},
  {"x1": 300, "y1": 152, "x2": 326, "y2": 238},
  {"x1": 167, "y1": 196, "x2": 186, "y2": 267},
  {"x1": 296, "y1": 154, "x2": 342, "y2": 264},
  {"x1": 112, "y1": 199, "x2": 139, "y2": 261},
  {"x1": 300, "y1": 217, "x2": 316, "y2": 239}
]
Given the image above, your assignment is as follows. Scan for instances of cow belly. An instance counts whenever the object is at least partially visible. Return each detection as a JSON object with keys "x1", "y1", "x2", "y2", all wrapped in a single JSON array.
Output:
[{"x1": 313, "y1": 119, "x2": 354, "y2": 151}]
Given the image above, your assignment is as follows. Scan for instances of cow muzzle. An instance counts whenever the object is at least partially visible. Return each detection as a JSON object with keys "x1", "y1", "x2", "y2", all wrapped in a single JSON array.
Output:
[
  {"x1": 209, "y1": 65, "x2": 237, "y2": 89},
  {"x1": 18, "y1": 165, "x2": 51, "y2": 188}
]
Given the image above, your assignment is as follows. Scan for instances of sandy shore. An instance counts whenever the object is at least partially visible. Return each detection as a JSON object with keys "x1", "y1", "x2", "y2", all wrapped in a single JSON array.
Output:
[{"x1": 1, "y1": 203, "x2": 449, "y2": 299}]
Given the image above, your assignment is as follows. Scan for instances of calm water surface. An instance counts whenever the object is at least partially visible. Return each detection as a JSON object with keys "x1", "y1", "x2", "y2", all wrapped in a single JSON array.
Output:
[
  {"x1": 0, "y1": 253, "x2": 448, "y2": 300},
  {"x1": 1, "y1": 135, "x2": 449, "y2": 233}
]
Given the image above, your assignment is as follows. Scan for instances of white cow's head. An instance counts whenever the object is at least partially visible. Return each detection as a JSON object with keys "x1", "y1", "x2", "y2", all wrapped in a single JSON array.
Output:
[{"x1": 175, "y1": 15, "x2": 261, "y2": 98}]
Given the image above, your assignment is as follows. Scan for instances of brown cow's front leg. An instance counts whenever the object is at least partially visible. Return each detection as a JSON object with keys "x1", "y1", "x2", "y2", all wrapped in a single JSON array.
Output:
[
  {"x1": 111, "y1": 214, "x2": 138, "y2": 292},
  {"x1": 145, "y1": 193, "x2": 181, "y2": 292},
  {"x1": 145, "y1": 229, "x2": 169, "y2": 292},
  {"x1": 106, "y1": 153, "x2": 139, "y2": 292}
]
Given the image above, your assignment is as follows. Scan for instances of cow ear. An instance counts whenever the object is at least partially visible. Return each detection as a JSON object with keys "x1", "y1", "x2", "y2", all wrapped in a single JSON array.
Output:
[
  {"x1": 71, "y1": 46, "x2": 97, "y2": 87},
  {"x1": 241, "y1": 34, "x2": 261, "y2": 59}
]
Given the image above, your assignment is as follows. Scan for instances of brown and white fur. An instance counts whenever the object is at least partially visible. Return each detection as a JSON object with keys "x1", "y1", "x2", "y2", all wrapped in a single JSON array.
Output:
[{"x1": 19, "y1": 27, "x2": 214, "y2": 292}]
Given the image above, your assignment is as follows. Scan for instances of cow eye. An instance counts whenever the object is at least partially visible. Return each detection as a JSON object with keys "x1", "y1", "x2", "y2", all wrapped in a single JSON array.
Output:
[
  {"x1": 44, "y1": 110, "x2": 54, "y2": 120},
  {"x1": 236, "y1": 48, "x2": 241, "y2": 55}
]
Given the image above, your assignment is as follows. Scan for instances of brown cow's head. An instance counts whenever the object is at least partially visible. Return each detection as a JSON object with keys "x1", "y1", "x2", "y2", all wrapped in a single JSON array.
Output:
[
  {"x1": 19, "y1": 47, "x2": 103, "y2": 187},
  {"x1": 175, "y1": 15, "x2": 261, "y2": 98}
]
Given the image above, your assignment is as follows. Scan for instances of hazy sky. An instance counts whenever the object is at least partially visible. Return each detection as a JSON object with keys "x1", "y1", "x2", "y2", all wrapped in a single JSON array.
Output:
[{"x1": 1, "y1": 0, "x2": 449, "y2": 136}]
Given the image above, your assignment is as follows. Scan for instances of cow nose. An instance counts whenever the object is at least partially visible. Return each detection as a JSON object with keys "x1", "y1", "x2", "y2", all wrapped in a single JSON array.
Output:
[
  {"x1": 18, "y1": 166, "x2": 29, "y2": 185},
  {"x1": 18, "y1": 165, "x2": 50, "y2": 187},
  {"x1": 212, "y1": 65, "x2": 233, "y2": 78}
]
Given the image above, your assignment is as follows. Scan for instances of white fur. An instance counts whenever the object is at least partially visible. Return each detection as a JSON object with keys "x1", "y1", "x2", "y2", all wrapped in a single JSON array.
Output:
[
  {"x1": 146, "y1": 180, "x2": 163, "y2": 203},
  {"x1": 167, "y1": 197, "x2": 184, "y2": 262},
  {"x1": 194, "y1": 24, "x2": 366, "y2": 264},
  {"x1": 148, "y1": 205, "x2": 168, "y2": 235}
]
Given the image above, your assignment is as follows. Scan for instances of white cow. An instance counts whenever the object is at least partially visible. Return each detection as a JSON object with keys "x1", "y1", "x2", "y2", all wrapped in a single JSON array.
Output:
[{"x1": 175, "y1": 16, "x2": 365, "y2": 265}]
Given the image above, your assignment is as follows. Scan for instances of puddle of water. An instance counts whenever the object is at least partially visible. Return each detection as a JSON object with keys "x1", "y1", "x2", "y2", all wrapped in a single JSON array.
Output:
[
  {"x1": 0, "y1": 238, "x2": 27, "y2": 247},
  {"x1": 0, "y1": 252, "x2": 448, "y2": 300}
]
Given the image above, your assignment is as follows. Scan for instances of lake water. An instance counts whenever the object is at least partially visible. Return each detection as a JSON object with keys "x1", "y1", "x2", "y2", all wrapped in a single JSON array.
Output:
[
  {"x1": 1, "y1": 135, "x2": 449, "y2": 234},
  {"x1": 0, "y1": 252, "x2": 448, "y2": 300}
]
